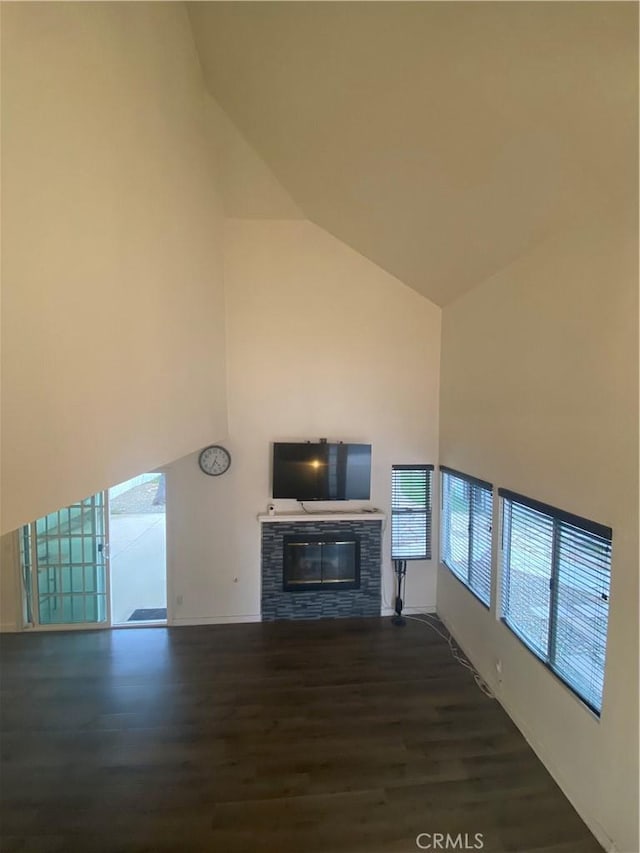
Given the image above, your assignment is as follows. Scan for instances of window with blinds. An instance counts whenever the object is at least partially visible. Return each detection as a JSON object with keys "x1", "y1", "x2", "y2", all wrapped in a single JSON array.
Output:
[
  {"x1": 440, "y1": 467, "x2": 493, "y2": 607},
  {"x1": 500, "y1": 489, "x2": 612, "y2": 715},
  {"x1": 391, "y1": 465, "x2": 433, "y2": 560}
]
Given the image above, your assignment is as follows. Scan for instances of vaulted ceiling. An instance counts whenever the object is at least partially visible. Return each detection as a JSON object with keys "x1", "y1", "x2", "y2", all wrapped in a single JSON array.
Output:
[{"x1": 189, "y1": 2, "x2": 637, "y2": 307}]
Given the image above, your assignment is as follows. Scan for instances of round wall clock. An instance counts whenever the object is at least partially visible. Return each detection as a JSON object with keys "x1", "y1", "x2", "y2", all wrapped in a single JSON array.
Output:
[{"x1": 198, "y1": 445, "x2": 231, "y2": 477}]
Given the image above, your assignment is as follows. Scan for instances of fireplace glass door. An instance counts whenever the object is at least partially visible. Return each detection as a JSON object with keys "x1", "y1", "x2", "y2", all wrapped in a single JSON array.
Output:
[{"x1": 283, "y1": 536, "x2": 360, "y2": 591}]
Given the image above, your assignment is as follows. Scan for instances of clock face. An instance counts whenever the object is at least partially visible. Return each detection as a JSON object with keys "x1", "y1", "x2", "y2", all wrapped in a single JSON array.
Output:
[{"x1": 198, "y1": 445, "x2": 231, "y2": 477}]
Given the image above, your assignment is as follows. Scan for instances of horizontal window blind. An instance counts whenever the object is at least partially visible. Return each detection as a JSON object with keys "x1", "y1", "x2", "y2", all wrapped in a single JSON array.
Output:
[
  {"x1": 391, "y1": 465, "x2": 433, "y2": 560},
  {"x1": 500, "y1": 489, "x2": 612, "y2": 714},
  {"x1": 553, "y1": 523, "x2": 611, "y2": 714},
  {"x1": 501, "y1": 501, "x2": 553, "y2": 656},
  {"x1": 441, "y1": 467, "x2": 493, "y2": 607},
  {"x1": 442, "y1": 474, "x2": 469, "y2": 580}
]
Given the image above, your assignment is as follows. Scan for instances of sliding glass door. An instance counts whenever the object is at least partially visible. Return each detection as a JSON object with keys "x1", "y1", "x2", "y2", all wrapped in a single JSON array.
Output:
[{"x1": 21, "y1": 493, "x2": 110, "y2": 628}]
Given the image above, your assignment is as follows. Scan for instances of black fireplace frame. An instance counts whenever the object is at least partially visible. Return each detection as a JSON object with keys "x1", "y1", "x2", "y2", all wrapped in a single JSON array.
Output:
[{"x1": 282, "y1": 534, "x2": 361, "y2": 592}]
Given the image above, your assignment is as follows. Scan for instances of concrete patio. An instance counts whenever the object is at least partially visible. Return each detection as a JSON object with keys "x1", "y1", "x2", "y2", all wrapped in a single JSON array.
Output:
[{"x1": 109, "y1": 477, "x2": 166, "y2": 625}]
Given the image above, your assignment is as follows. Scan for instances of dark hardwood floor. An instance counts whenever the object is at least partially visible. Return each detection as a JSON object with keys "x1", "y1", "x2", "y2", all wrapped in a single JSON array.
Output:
[{"x1": 0, "y1": 617, "x2": 601, "y2": 853}]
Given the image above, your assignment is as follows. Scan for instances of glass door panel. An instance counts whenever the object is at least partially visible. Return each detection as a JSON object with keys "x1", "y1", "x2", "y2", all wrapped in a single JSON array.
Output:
[{"x1": 24, "y1": 492, "x2": 109, "y2": 627}]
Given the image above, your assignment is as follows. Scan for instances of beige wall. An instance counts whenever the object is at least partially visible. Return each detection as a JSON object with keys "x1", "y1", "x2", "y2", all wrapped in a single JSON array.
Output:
[
  {"x1": 437, "y1": 202, "x2": 638, "y2": 853},
  {"x1": 1, "y1": 3, "x2": 228, "y2": 534},
  {"x1": 0, "y1": 533, "x2": 19, "y2": 632},
  {"x1": 166, "y1": 218, "x2": 441, "y2": 624},
  {"x1": 204, "y1": 96, "x2": 303, "y2": 221}
]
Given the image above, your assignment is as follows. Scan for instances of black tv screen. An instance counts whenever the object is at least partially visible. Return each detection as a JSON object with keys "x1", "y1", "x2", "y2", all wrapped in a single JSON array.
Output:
[{"x1": 272, "y1": 442, "x2": 371, "y2": 500}]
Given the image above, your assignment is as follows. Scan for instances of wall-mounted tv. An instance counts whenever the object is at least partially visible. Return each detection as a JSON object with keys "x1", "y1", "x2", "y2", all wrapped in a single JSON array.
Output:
[{"x1": 272, "y1": 442, "x2": 371, "y2": 501}]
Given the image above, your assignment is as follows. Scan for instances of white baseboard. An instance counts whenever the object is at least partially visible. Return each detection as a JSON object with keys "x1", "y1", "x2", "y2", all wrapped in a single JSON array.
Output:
[
  {"x1": 436, "y1": 609, "x2": 617, "y2": 853},
  {"x1": 0, "y1": 622, "x2": 17, "y2": 633},
  {"x1": 381, "y1": 605, "x2": 436, "y2": 616},
  {"x1": 170, "y1": 614, "x2": 262, "y2": 627}
]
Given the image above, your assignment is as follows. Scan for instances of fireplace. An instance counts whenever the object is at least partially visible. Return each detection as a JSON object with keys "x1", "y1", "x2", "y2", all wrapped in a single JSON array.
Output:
[
  {"x1": 283, "y1": 535, "x2": 360, "y2": 591},
  {"x1": 260, "y1": 516, "x2": 382, "y2": 621}
]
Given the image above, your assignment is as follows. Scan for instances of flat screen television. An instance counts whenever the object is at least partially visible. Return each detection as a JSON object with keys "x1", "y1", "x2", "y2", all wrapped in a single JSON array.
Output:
[{"x1": 272, "y1": 442, "x2": 371, "y2": 501}]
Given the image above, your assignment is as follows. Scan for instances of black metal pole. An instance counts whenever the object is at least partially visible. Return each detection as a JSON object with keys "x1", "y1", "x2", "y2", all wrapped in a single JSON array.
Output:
[{"x1": 392, "y1": 559, "x2": 407, "y2": 626}]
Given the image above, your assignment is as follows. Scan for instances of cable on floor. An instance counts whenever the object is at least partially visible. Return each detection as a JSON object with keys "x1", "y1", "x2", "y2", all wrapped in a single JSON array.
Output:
[
  {"x1": 380, "y1": 564, "x2": 494, "y2": 699},
  {"x1": 404, "y1": 612, "x2": 495, "y2": 700}
]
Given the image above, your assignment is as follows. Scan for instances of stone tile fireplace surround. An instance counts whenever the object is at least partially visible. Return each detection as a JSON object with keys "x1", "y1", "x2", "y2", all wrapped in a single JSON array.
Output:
[{"x1": 259, "y1": 512, "x2": 384, "y2": 621}]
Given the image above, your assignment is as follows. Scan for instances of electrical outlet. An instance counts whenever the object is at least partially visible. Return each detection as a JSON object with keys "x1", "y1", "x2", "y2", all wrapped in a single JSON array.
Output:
[
  {"x1": 176, "y1": 594, "x2": 183, "y2": 606},
  {"x1": 495, "y1": 659, "x2": 503, "y2": 683}
]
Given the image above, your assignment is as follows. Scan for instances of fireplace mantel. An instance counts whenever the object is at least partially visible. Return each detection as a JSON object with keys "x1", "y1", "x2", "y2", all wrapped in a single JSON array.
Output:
[{"x1": 257, "y1": 510, "x2": 385, "y2": 524}]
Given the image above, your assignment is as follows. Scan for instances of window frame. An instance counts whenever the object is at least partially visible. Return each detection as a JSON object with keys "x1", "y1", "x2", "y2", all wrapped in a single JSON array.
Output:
[
  {"x1": 440, "y1": 466, "x2": 494, "y2": 608},
  {"x1": 391, "y1": 464, "x2": 434, "y2": 561},
  {"x1": 499, "y1": 488, "x2": 612, "y2": 716}
]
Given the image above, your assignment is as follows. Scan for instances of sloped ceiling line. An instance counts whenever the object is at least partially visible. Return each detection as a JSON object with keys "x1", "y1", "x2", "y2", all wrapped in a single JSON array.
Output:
[{"x1": 188, "y1": 1, "x2": 638, "y2": 307}]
